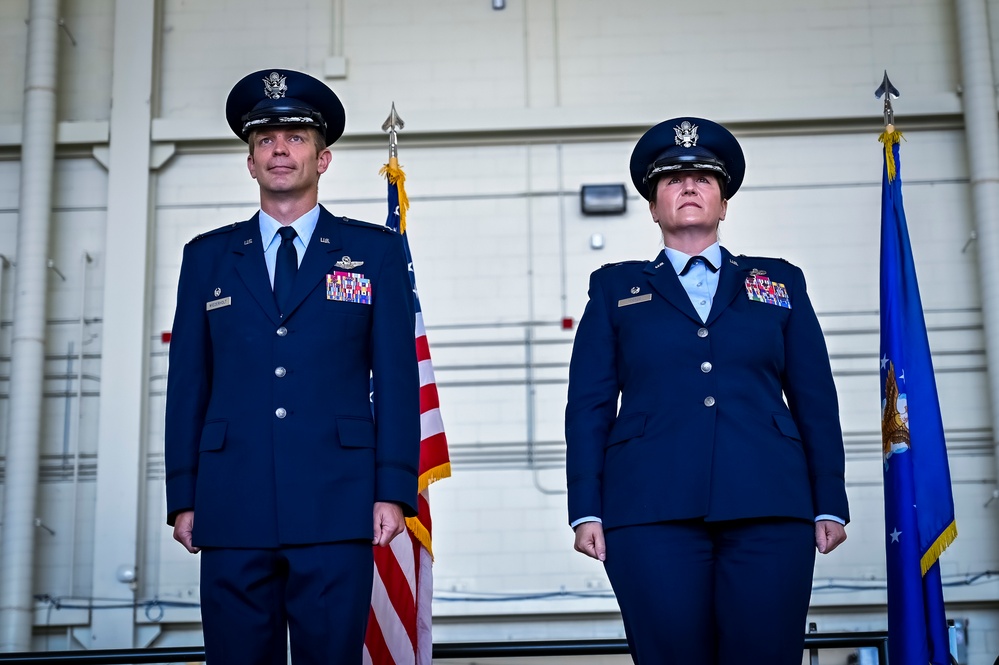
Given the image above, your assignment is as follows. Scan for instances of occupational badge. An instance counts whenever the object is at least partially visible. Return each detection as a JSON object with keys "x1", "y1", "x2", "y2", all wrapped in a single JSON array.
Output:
[
  {"x1": 335, "y1": 256, "x2": 364, "y2": 269},
  {"x1": 214, "y1": 287, "x2": 221, "y2": 297},
  {"x1": 630, "y1": 286, "x2": 640, "y2": 294},
  {"x1": 745, "y1": 274, "x2": 791, "y2": 309},
  {"x1": 327, "y1": 271, "x2": 371, "y2": 304}
]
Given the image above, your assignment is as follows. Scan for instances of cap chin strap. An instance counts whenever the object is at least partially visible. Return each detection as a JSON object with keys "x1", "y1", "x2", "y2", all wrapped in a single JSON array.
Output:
[
  {"x1": 241, "y1": 106, "x2": 327, "y2": 137},
  {"x1": 644, "y1": 157, "x2": 730, "y2": 184}
]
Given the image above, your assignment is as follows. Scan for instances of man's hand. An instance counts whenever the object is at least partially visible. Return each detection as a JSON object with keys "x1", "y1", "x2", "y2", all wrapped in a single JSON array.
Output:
[
  {"x1": 815, "y1": 520, "x2": 847, "y2": 554},
  {"x1": 373, "y1": 502, "x2": 405, "y2": 547},
  {"x1": 173, "y1": 511, "x2": 200, "y2": 554},
  {"x1": 573, "y1": 521, "x2": 606, "y2": 561}
]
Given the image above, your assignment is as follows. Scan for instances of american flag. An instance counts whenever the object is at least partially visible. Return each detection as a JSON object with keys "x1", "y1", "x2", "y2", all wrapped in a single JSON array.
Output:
[{"x1": 364, "y1": 155, "x2": 451, "y2": 665}]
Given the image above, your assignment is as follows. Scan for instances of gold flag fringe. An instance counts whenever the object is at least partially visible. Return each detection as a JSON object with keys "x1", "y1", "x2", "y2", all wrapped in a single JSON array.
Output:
[
  {"x1": 406, "y1": 515, "x2": 435, "y2": 559},
  {"x1": 379, "y1": 156, "x2": 410, "y2": 235},
  {"x1": 920, "y1": 520, "x2": 957, "y2": 576},
  {"x1": 418, "y1": 462, "x2": 452, "y2": 495},
  {"x1": 878, "y1": 128, "x2": 904, "y2": 182}
]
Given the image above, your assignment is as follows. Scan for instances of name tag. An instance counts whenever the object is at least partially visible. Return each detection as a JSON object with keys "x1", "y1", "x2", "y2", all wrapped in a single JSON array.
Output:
[
  {"x1": 618, "y1": 294, "x2": 652, "y2": 307},
  {"x1": 206, "y1": 296, "x2": 232, "y2": 311}
]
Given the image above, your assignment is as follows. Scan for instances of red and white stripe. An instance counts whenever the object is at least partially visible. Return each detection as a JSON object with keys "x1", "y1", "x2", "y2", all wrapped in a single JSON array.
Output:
[{"x1": 364, "y1": 308, "x2": 447, "y2": 665}]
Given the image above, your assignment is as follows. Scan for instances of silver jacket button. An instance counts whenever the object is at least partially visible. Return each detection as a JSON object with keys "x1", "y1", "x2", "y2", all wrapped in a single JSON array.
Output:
[
  {"x1": 275, "y1": 407, "x2": 287, "y2": 418},
  {"x1": 700, "y1": 362, "x2": 713, "y2": 373},
  {"x1": 703, "y1": 396, "x2": 716, "y2": 407},
  {"x1": 275, "y1": 367, "x2": 287, "y2": 378},
  {"x1": 697, "y1": 327, "x2": 709, "y2": 338},
  {"x1": 276, "y1": 326, "x2": 288, "y2": 337}
]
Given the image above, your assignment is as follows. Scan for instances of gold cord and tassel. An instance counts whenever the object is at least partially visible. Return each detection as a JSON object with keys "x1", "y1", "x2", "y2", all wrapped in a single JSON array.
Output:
[
  {"x1": 878, "y1": 125, "x2": 904, "y2": 182},
  {"x1": 379, "y1": 156, "x2": 410, "y2": 234}
]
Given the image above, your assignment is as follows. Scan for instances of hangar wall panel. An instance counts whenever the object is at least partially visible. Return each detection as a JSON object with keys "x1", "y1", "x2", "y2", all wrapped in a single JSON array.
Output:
[{"x1": 0, "y1": 0, "x2": 997, "y2": 661}]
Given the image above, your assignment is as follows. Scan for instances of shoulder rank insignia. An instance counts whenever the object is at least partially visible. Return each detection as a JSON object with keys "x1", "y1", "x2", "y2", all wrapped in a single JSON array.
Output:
[{"x1": 335, "y1": 256, "x2": 364, "y2": 269}]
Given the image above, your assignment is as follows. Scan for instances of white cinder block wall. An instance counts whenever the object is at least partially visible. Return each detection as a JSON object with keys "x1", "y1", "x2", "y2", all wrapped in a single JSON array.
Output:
[{"x1": 1, "y1": 0, "x2": 998, "y2": 662}]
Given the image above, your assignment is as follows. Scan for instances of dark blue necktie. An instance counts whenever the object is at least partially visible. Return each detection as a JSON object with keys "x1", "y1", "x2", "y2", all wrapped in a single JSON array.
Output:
[
  {"x1": 680, "y1": 255, "x2": 718, "y2": 276},
  {"x1": 274, "y1": 226, "x2": 298, "y2": 314}
]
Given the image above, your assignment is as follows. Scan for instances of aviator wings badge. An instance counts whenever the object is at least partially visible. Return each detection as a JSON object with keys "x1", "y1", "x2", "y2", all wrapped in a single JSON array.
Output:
[{"x1": 335, "y1": 256, "x2": 364, "y2": 269}]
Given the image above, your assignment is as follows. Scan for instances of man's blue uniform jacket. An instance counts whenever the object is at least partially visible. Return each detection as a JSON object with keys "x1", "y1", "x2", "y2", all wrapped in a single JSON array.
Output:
[
  {"x1": 165, "y1": 205, "x2": 420, "y2": 548},
  {"x1": 566, "y1": 247, "x2": 849, "y2": 529}
]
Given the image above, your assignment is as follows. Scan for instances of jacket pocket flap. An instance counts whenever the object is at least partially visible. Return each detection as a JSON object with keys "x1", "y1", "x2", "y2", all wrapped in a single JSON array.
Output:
[
  {"x1": 606, "y1": 413, "x2": 647, "y2": 447},
  {"x1": 772, "y1": 413, "x2": 802, "y2": 441},
  {"x1": 337, "y1": 417, "x2": 376, "y2": 448},
  {"x1": 199, "y1": 420, "x2": 227, "y2": 452}
]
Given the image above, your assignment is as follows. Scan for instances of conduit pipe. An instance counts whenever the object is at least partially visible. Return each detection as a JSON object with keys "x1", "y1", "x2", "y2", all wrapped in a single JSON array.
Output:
[
  {"x1": 955, "y1": 0, "x2": 999, "y2": 496},
  {"x1": 0, "y1": 0, "x2": 61, "y2": 651}
]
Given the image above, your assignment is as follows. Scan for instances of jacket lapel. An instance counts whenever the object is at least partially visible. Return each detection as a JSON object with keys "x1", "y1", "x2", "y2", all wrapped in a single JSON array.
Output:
[
  {"x1": 231, "y1": 213, "x2": 282, "y2": 325},
  {"x1": 704, "y1": 247, "x2": 750, "y2": 326},
  {"x1": 644, "y1": 250, "x2": 703, "y2": 325},
  {"x1": 281, "y1": 206, "x2": 344, "y2": 318}
]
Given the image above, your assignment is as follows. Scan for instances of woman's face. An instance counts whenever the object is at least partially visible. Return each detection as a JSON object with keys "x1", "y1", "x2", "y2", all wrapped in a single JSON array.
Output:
[{"x1": 649, "y1": 171, "x2": 728, "y2": 241}]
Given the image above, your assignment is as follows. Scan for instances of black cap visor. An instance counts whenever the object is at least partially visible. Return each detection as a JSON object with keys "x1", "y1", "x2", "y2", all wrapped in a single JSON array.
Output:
[
  {"x1": 241, "y1": 103, "x2": 327, "y2": 140},
  {"x1": 645, "y1": 155, "x2": 730, "y2": 185}
]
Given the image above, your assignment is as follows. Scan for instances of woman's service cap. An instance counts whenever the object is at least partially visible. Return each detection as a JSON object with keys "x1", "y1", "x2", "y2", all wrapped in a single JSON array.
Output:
[
  {"x1": 225, "y1": 69, "x2": 346, "y2": 146},
  {"x1": 629, "y1": 117, "x2": 745, "y2": 200}
]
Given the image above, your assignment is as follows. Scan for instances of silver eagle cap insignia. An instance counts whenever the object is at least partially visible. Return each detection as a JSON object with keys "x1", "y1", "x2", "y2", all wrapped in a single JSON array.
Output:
[
  {"x1": 674, "y1": 121, "x2": 699, "y2": 148},
  {"x1": 335, "y1": 256, "x2": 364, "y2": 269},
  {"x1": 262, "y1": 72, "x2": 288, "y2": 100}
]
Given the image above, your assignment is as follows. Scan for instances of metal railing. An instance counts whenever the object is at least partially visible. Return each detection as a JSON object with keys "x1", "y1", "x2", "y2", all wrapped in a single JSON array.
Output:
[{"x1": 0, "y1": 632, "x2": 890, "y2": 664}]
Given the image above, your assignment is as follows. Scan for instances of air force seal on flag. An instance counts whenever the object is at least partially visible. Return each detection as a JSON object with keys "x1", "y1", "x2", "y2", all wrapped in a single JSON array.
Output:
[{"x1": 881, "y1": 360, "x2": 911, "y2": 468}]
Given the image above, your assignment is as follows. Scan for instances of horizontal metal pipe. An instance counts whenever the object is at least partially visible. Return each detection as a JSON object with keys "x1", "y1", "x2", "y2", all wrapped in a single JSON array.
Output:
[{"x1": 0, "y1": 633, "x2": 891, "y2": 663}]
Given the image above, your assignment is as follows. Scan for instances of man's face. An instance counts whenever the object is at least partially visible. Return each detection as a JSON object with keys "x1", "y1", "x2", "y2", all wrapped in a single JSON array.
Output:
[
  {"x1": 649, "y1": 171, "x2": 727, "y2": 239},
  {"x1": 246, "y1": 127, "x2": 331, "y2": 197}
]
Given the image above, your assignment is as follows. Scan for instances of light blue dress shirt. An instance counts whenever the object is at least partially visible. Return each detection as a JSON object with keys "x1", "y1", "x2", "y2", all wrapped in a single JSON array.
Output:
[
  {"x1": 664, "y1": 243, "x2": 722, "y2": 323},
  {"x1": 258, "y1": 205, "x2": 320, "y2": 288},
  {"x1": 571, "y1": 241, "x2": 844, "y2": 529}
]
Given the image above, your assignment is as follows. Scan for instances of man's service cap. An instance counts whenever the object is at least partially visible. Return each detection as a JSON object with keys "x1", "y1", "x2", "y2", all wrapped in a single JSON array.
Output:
[{"x1": 225, "y1": 68, "x2": 346, "y2": 146}]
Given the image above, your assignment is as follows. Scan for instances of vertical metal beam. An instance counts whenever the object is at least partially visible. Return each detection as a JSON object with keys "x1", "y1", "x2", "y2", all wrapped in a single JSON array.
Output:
[
  {"x1": 955, "y1": 0, "x2": 999, "y2": 495},
  {"x1": 78, "y1": 0, "x2": 157, "y2": 650},
  {"x1": 0, "y1": 0, "x2": 61, "y2": 652}
]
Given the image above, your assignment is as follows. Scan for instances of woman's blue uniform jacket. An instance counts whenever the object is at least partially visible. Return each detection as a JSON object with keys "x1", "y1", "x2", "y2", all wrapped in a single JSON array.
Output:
[
  {"x1": 566, "y1": 246, "x2": 849, "y2": 529},
  {"x1": 165, "y1": 206, "x2": 420, "y2": 548}
]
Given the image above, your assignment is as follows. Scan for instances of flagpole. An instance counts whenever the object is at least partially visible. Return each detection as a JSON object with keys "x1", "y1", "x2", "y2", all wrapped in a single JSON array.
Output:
[
  {"x1": 877, "y1": 72, "x2": 958, "y2": 665},
  {"x1": 365, "y1": 103, "x2": 450, "y2": 665},
  {"x1": 381, "y1": 103, "x2": 409, "y2": 234}
]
